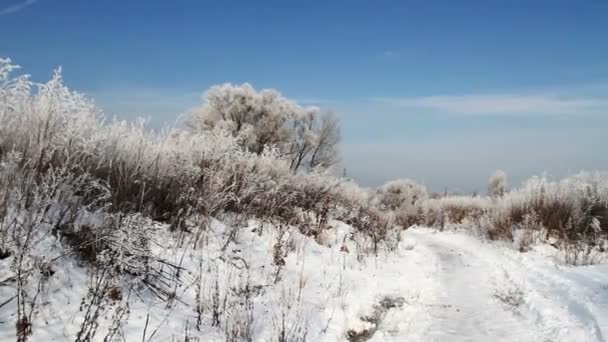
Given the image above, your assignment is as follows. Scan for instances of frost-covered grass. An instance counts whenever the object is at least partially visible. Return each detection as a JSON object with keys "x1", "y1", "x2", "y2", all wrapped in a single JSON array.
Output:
[
  {"x1": 388, "y1": 172, "x2": 608, "y2": 264},
  {"x1": 0, "y1": 58, "x2": 386, "y2": 237}
]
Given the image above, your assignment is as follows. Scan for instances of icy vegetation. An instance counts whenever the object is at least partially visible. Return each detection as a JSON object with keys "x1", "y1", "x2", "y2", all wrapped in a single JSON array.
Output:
[{"x1": 1, "y1": 58, "x2": 608, "y2": 341}]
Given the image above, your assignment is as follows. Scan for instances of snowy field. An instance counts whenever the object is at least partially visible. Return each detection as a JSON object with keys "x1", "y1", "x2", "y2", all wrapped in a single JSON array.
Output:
[{"x1": 3, "y1": 221, "x2": 608, "y2": 342}]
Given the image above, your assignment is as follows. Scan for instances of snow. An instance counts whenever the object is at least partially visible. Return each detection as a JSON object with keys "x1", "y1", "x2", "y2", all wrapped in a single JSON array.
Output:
[
  {"x1": 3, "y1": 221, "x2": 608, "y2": 341},
  {"x1": 397, "y1": 228, "x2": 607, "y2": 341}
]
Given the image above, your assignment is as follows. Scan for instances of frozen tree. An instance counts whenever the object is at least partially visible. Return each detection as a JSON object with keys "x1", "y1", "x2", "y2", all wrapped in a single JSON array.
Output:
[
  {"x1": 190, "y1": 83, "x2": 299, "y2": 154},
  {"x1": 287, "y1": 109, "x2": 341, "y2": 172},
  {"x1": 191, "y1": 83, "x2": 340, "y2": 172},
  {"x1": 286, "y1": 107, "x2": 317, "y2": 171},
  {"x1": 488, "y1": 169, "x2": 508, "y2": 198},
  {"x1": 376, "y1": 179, "x2": 428, "y2": 211},
  {"x1": 307, "y1": 111, "x2": 341, "y2": 170}
]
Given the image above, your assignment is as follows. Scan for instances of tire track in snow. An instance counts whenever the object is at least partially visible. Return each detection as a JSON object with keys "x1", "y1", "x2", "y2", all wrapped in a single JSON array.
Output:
[{"x1": 500, "y1": 251, "x2": 607, "y2": 341}]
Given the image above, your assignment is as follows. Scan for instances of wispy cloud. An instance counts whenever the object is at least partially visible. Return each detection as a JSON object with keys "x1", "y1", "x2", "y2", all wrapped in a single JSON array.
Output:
[
  {"x1": 90, "y1": 87, "x2": 202, "y2": 127},
  {"x1": 373, "y1": 94, "x2": 608, "y2": 115},
  {"x1": 379, "y1": 50, "x2": 400, "y2": 60},
  {"x1": 295, "y1": 97, "x2": 334, "y2": 106},
  {"x1": 383, "y1": 50, "x2": 398, "y2": 57},
  {"x1": 0, "y1": 0, "x2": 36, "y2": 16}
]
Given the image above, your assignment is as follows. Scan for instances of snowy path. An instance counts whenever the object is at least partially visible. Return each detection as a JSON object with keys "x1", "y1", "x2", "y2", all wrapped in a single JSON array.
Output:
[{"x1": 368, "y1": 228, "x2": 608, "y2": 342}]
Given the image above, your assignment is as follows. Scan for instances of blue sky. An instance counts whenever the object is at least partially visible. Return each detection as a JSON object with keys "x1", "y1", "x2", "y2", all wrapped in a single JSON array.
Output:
[{"x1": 1, "y1": 0, "x2": 607, "y2": 191}]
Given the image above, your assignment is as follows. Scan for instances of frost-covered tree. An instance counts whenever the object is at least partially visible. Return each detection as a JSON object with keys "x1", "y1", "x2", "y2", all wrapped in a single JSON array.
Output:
[
  {"x1": 190, "y1": 83, "x2": 340, "y2": 172},
  {"x1": 190, "y1": 83, "x2": 299, "y2": 154},
  {"x1": 287, "y1": 109, "x2": 341, "y2": 172},
  {"x1": 286, "y1": 107, "x2": 317, "y2": 171},
  {"x1": 488, "y1": 169, "x2": 508, "y2": 198},
  {"x1": 307, "y1": 111, "x2": 341, "y2": 170},
  {"x1": 376, "y1": 179, "x2": 428, "y2": 211}
]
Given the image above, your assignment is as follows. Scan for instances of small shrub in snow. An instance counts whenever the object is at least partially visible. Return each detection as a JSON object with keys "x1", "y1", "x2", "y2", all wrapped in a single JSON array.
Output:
[
  {"x1": 486, "y1": 209, "x2": 514, "y2": 241},
  {"x1": 488, "y1": 169, "x2": 508, "y2": 198},
  {"x1": 375, "y1": 179, "x2": 428, "y2": 212}
]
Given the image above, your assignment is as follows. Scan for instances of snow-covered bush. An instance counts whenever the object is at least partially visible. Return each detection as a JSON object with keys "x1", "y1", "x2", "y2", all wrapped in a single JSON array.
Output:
[
  {"x1": 478, "y1": 172, "x2": 608, "y2": 263},
  {"x1": 375, "y1": 178, "x2": 428, "y2": 212},
  {"x1": 489, "y1": 169, "x2": 508, "y2": 198},
  {"x1": 424, "y1": 195, "x2": 490, "y2": 226},
  {"x1": 500, "y1": 172, "x2": 608, "y2": 244},
  {"x1": 409, "y1": 171, "x2": 608, "y2": 263}
]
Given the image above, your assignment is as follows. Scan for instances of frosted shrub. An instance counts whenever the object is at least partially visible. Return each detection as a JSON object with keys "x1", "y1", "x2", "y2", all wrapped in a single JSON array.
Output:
[
  {"x1": 372, "y1": 179, "x2": 428, "y2": 229},
  {"x1": 510, "y1": 173, "x2": 608, "y2": 263},
  {"x1": 488, "y1": 170, "x2": 508, "y2": 198},
  {"x1": 413, "y1": 172, "x2": 608, "y2": 260},
  {"x1": 376, "y1": 179, "x2": 428, "y2": 212},
  {"x1": 503, "y1": 172, "x2": 608, "y2": 242},
  {"x1": 425, "y1": 196, "x2": 490, "y2": 225}
]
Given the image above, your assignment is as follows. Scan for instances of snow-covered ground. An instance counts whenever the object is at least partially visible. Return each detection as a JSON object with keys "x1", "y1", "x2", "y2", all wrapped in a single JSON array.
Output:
[
  {"x1": 2, "y1": 222, "x2": 608, "y2": 341},
  {"x1": 392, "y1": 228, "x2": 608, "y2": 342}
]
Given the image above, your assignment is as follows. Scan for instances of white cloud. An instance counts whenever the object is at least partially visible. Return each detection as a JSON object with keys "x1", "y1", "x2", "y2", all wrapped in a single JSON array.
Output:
[
  {"x1": 373, "y1": 94, "x2": 608, "y2": 115},
  {"x1": 0, "y1": 0, "x2": 36, "y2": 16}
]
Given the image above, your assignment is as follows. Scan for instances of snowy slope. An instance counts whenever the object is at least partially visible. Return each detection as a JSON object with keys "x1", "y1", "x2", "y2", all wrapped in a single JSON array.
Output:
[{"x1": 2, "y1": 223, "x2": 608, "y2": 341}]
